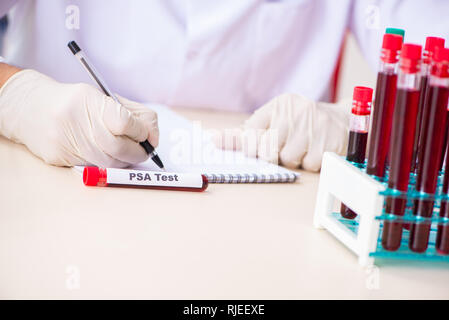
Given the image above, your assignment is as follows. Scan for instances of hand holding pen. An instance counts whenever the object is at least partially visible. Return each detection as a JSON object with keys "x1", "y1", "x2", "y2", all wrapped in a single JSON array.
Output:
[{"x1": 68, "y1": 41, "x2": 164, "y2": 170}]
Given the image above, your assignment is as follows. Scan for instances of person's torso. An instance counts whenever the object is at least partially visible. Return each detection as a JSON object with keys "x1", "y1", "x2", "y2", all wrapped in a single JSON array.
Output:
[{"x1": 3, "y1": 0, "x2": 351, "y2": 112}]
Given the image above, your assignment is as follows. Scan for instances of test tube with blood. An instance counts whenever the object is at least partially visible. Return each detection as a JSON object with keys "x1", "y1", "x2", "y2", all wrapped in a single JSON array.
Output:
[
  {"x1": 382, "y1": 44, "x2": 422, "y2": 251},
  {"x1": 83, "y1": 167, "x2": 209, "y2": 192},
  {"x1": 340, "y1": 86, "x2": 373, "y2": 219}
]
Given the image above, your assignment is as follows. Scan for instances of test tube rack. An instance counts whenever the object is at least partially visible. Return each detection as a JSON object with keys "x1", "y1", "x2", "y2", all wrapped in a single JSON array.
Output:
[{"x1": 313, "y1": 152, "x2": 449, "y2": 267}]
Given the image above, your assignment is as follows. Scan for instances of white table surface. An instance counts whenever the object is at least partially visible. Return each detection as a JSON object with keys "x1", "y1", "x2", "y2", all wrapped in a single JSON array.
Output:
[{"x1": 1, "y1": 107, "x2": 448, "y2": 299}]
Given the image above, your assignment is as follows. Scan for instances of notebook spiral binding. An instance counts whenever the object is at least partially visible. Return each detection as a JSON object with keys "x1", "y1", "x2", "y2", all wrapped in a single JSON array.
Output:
[{"x1": 205, "y1": 172, "x2": 299, "y2": 183}]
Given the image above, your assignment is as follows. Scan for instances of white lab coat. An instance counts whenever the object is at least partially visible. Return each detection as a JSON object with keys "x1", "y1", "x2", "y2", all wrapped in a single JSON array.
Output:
[{"x1": 1, "y1": 0, "x2": 448, "y2": 112}]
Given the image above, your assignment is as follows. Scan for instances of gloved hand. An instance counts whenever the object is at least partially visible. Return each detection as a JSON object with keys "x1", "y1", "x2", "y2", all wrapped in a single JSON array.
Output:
[
  {"x1": 216, "y1": 93, "x2": 351, "y2": 172},
  {"x1": 0, "y1": 69, "x2": 158, "y2": 167}
]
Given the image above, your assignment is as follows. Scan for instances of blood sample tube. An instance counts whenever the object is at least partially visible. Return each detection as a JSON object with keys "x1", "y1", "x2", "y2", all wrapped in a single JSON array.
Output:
[
  {"x1": 412, "y1": 37, "x2": 445, "y2": 173},
  {"x1": 410, "y1": 47, "x2": 449, "y2": 253},
  {"x1": 382, "y1": 43, "x2": 422, "y2": 251},
  {"x1": 83, "y1": 167, "x2": 209, "y2": 192},
  {"x1": 438, "y1": 146, "x2": 449, "y2": 255},
  {"x1": 411, "y1": 47, "x2": 449, "y2": 254},
  {"x1": 340, "y1": 86, "x2": 373, "y2": 219},
  {"x1": 366, "y1": 33, "x2": 403, "y2": 179}
]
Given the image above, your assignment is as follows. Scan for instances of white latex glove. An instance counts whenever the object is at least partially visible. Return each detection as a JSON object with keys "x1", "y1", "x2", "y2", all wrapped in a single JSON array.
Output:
[
  {"x1": 216, "y1": 93, "x2": 351, "y2": 172},
  {"x1": 0, "y1": 69, "x2": 158, "y2": 167}
]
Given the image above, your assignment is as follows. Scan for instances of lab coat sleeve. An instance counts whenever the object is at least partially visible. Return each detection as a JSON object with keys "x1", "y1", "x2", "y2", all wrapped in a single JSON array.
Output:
[
  {"x1": 0, "y1": 0, "x2": 16, "y2": 17},
  {"x1": 349, "y1": 0, "x2": 449, "y2": 71}
]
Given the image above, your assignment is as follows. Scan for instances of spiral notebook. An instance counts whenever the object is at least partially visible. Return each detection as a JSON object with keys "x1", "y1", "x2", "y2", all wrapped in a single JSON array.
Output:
[
  {"x1": 130, "y1": 103, "x2": 300, "y2": 184},
  {"x1": 74, "y1": 104, "x2": 300, "y2": 183}
]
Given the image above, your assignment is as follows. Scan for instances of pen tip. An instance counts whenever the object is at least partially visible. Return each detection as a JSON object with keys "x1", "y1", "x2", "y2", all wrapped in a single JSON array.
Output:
[
  {"x1": 152, "y1": 154, "x2": 165, "y2": 170},
  {"x1": 68, "y1": 40, "x2": 81, "y2": 55}
]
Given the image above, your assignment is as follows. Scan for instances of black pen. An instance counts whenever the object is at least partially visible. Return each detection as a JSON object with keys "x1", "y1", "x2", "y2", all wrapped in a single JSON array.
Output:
[{"x1": 67, "y1": 40, "x2": 164, "y2": 170}]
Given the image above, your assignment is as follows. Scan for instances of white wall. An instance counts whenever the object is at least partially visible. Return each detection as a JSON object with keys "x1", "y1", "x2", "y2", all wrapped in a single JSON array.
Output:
[{"x1": 336, "y1": 33, "x2": 377, "y2": 101}]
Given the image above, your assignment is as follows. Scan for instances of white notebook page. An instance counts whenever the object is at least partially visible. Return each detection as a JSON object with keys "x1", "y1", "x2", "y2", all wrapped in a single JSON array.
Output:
[{"x1": 131, "y1": 104, "x2": 300, "y2": 183}]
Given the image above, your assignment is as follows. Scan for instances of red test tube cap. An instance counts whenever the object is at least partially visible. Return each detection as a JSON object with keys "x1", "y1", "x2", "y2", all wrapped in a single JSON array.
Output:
[
  {"x1": 83, "y1": 166, "x2": 100, "y2": 186},
  {"x1": 353, "y1": 86, "x2": 373, "y2": 103},
  {"x1": 382, "y1": 33, "x2": 403, "y2": 51},
  {"x1": 381, "y1": 34, "x2": 403, "y2": 63},
  {"x1": 434, "y1": 46, "x2": 449, "y2": 63},
  {"x1": 400, "y1": 43, "x2": 422, "y2": 73},
  {"x1": 432, "y1": 47, "x2": 449, "y2": 78},
  {"x1": 425, "y1": 36, "x2": 445, "y2": 53},
  {"x1": 401, "y1": 43, "x2": 422, "y2": 60},
  {"x1": 352, "y1": 86, "x2": 373, "y2": 116}
]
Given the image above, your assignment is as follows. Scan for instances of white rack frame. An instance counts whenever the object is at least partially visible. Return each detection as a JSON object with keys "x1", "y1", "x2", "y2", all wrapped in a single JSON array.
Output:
[{"x1": 313, "y1": 152, "x2": 387, "y2": 266}]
